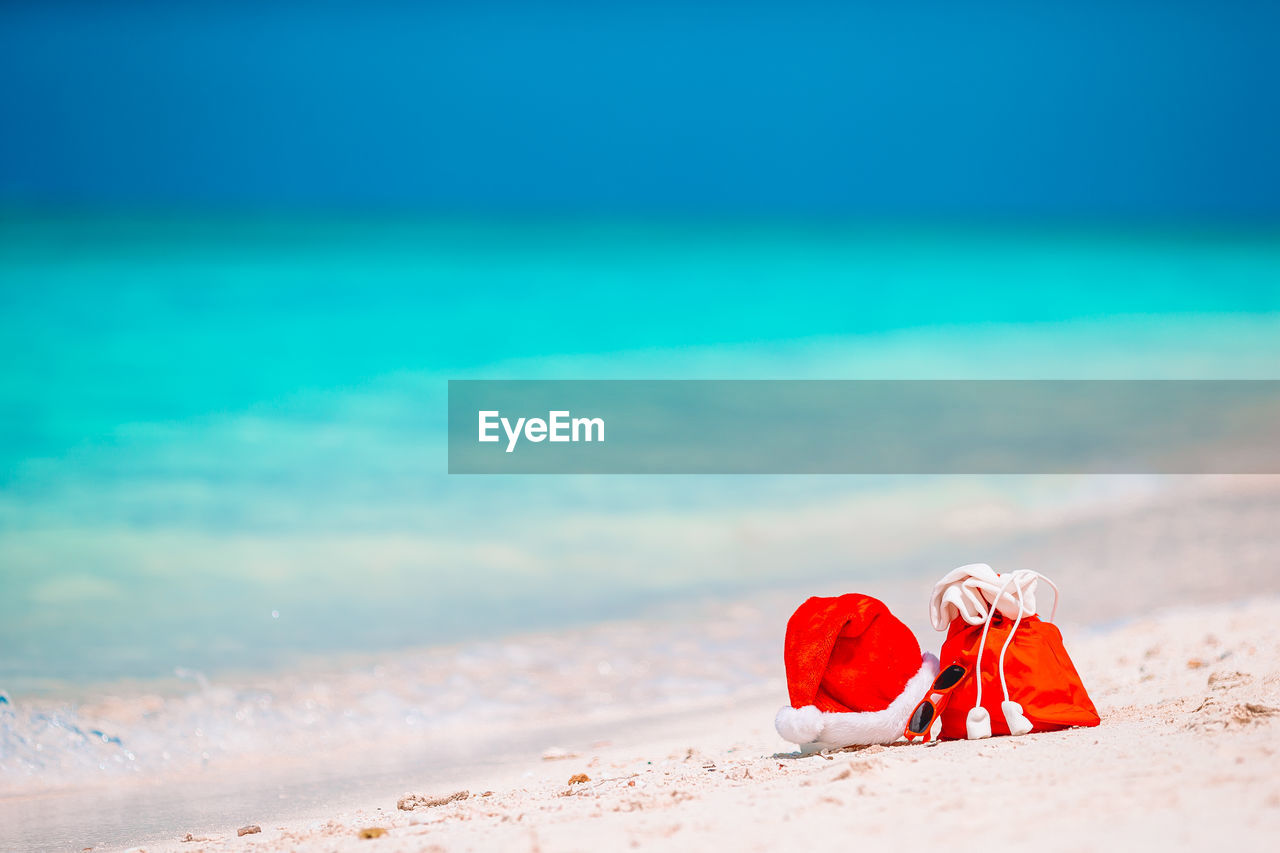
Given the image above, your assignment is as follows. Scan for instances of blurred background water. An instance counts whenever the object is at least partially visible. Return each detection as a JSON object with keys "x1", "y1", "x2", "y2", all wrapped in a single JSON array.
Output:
[
  {"x1": 1, "y1": 0, "x2": 1279, "y2": 797},
  {"x1": 3, "y1": 219, "x2": 1277, "y2": 692}
]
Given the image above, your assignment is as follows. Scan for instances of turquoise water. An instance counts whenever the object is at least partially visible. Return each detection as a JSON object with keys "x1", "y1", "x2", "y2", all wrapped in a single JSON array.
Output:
[{"x1": 2, "y1": 216, "x2": 1279, "y2": 690}]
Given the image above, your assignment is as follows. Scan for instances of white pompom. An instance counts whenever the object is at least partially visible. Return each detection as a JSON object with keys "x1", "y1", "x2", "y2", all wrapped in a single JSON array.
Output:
[
  {"x1": 775, "y1": 705, "x2": 825, "y2": 745},
  {"x1": 966, "y1": 706, "x2": 992, "y2": 740},
  {"x1": 1001, "y1": 700, "x2": 1033, "y2": 736}
]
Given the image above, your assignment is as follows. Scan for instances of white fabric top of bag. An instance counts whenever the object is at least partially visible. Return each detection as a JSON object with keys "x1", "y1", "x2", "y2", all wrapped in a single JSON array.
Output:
[{"x1": 928, "y1": 563, "x2": 1044, "y2": 631}]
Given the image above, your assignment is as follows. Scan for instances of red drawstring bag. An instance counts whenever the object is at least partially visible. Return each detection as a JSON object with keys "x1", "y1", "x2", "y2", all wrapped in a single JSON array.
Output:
[
  {"x1": 937, "y1": 612, "x2": 1100, "y2": 739},
  {"x1": 929, "y1": 565, "x2": 1099, "y2": 740}
]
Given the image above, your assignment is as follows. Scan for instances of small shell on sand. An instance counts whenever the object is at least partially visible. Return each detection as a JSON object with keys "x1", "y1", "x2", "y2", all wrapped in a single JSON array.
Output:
[
  {"x1": 237, "y1": 825, "x2": 261, "y2": 837},
  {"x1": 397, "y1": 790, "x2": 470, "y2": 810},
  {"x1": 358, "y1": 828, "x2": 388, "y2": 839}
]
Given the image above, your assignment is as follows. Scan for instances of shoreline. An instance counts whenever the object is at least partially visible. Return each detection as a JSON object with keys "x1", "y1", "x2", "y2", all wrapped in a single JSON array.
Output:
[
  {"x1": 5, "y1": 594, "x2": 1278, "y2": 852},
  {"x1": 5, "y1": 476, "x2": 1280, "y2": 850},
  {"x1": 95, "y1": 596, "x2": 1280, "y2": 852}
]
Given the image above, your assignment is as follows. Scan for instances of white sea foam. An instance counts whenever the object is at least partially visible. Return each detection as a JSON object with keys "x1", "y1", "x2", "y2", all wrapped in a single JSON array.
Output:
[{"x1": 0, "y1": 598, "x2": 784, "y2": 794}]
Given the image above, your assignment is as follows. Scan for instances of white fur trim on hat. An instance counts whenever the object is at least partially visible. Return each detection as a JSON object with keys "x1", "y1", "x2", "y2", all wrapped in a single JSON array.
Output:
[{"x1": 774, "y1": 652, "x2": 940, "y2": 749}]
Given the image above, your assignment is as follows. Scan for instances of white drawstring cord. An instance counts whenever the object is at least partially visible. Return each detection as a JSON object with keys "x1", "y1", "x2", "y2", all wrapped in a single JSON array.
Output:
[
  {"x1": 996, "y1": 581, "x2": 1027, "y2": 702},
  {"x1": 969, "y1": 574, "x2": 1015, "y2": 717},
  {"x1": 995, "y1": 583, "x2": 1035, "y2": 735},
  {"x1": 966, "y1": 571, "x2": 1054, "y2": 739}
]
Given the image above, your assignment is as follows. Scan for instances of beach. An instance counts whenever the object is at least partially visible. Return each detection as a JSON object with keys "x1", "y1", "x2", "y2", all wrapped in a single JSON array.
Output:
[
  {"x1": 6, "y1": 3, "x2": 1280, "y2": 849},
  {"x1": 105, "y1": 598, "x2": 1280, "y2": 853},
  {"x1": 3, "y1": 475, "x2": 1279, "y2": 852}
]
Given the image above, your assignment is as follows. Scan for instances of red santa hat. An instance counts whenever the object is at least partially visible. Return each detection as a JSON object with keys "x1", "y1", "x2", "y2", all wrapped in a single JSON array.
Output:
[{"x1": 775, "y1": 593, "x2": 939, "y2": 748}]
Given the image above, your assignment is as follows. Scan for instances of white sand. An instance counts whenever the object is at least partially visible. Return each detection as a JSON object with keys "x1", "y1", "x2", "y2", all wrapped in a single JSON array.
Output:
[{"x1": 129, "y1": 593, "x2": 1280, "y2": 853}]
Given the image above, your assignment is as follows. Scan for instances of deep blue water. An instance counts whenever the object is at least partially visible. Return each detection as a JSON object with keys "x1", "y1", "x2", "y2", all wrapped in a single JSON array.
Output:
[{"x1": 2, "y1": 2, "x2": 1279, "y2": 216}]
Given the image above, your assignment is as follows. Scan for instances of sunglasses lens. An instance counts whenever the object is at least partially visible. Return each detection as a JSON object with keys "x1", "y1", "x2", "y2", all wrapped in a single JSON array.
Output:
[
  {"x1": 933, "y1": 664, "x2": 966, "y2": 691},
  {"x1": 908, "y1": 700, "x2": 935, "y2": 734}
]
